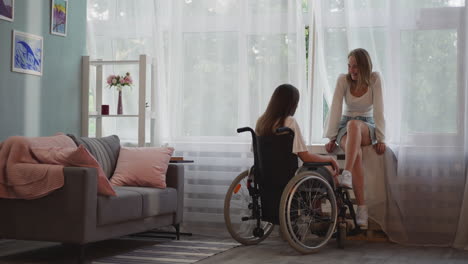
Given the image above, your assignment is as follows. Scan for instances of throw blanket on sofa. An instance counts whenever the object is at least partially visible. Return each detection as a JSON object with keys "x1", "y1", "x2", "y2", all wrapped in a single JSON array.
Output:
[{"x1": 0, "y1": 135, "x2": 76, "y2": 199}]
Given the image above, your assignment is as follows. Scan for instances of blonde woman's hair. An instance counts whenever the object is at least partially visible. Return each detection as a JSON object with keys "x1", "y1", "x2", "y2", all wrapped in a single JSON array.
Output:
[
  {"x1": 256, "y1": 84, "x2": 300, "y2": 136},
  {"x1": 346, "y1": 48, "x2": 373, "y2": 88}
]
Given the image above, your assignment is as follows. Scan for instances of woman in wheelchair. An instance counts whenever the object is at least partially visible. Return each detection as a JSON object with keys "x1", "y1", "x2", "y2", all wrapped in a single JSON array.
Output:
[
  {"x1": 256, "y1": 84, "x2": 339, "y2": 176},
  {"x1": 224, "y1": 83, "x2": 362, "y2": 253}
]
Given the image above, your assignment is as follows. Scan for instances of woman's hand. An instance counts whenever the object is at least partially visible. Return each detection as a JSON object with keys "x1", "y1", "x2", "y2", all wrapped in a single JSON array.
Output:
[
  {"x1": 374, "y1": 142, "x2": 386, "y2": 155},
  {"x1": 328, "y1": 156, "x2": 340, "y2": 176},
  {"x1": 325, "y1": 140, "x2": 337, "y2": 153}
]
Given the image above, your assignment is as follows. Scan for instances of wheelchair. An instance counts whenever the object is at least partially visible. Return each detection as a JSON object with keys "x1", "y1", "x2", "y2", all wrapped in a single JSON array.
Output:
[{"x1": 224, "y1": 127, "x2": 363, "y2": 253}]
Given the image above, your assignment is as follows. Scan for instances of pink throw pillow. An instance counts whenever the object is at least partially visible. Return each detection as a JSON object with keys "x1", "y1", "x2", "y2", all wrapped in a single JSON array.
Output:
[
  {"x1": 31, "y1": 145, "x2": 116, "y2": 196},
  {"x1": 110, "y1": 147, "x2": 174, "y2": 188}
]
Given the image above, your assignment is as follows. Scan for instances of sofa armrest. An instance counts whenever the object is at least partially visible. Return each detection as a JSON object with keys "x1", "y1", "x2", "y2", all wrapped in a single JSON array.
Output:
[
  {"x1": 165, "y1": 164, "x2": 184, "y2": 224},
  {"x1": 62, "y1": 167, "x2": 99, "y2": 241},
  {"x1": 0, "y1": 167, "x2": 98, "y2": 244}
]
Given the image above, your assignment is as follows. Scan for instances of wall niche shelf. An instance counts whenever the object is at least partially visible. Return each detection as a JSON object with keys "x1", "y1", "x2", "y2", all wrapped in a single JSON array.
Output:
[{"x1": 81, "y1": 54, "x2": 153, "y2": 147}]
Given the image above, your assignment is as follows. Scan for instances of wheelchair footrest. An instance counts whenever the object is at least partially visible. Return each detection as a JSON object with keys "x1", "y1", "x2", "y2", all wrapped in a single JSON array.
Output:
[
  {"x1": 343, "y1": 220, "x2": 388, "y2": 242},
  {"x1": 346, "y1": 229, "x2": 388, "y2": 242},
  {"x1": 336, "y1": 218, "x2": 388, "y2": 242}
]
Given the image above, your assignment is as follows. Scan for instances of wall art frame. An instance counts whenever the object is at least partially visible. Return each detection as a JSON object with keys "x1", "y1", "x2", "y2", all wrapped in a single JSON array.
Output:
[
  {"x1": 12, "y1": 30, "x2": 44, "y2": 76},
  {"x1": 51, "y1": 0, "x2": 68, "y2": 36},
  {"x1": 0, "y1": 0, "x2": 14, "y2": 22}
]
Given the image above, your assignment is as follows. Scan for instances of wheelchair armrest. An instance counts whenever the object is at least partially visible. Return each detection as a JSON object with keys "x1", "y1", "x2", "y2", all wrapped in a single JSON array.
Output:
[{"x1": 303, "y1": 162, "x2": 332, "y2": 167}]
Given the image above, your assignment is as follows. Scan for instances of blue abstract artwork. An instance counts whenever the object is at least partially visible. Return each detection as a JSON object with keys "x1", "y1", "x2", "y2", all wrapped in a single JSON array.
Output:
[{"x1": 12, "y1": 31, "x2": 43, "y2": 76}]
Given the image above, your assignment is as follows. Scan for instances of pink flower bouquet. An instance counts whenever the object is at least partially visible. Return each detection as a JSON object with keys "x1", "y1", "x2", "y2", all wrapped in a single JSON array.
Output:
[{"x1": 107, "y1": 72, "x2": 133, "y2": 91}]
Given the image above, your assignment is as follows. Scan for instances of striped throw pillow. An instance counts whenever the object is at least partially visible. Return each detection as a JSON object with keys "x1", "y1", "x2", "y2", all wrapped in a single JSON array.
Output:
[{"x1": 67, "y1": 135, "x2": 120, "y2": 179}]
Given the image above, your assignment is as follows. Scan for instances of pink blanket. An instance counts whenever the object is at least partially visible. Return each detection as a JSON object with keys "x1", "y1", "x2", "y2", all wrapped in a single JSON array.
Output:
[{"x1": 0, "y1": 135, "x2": 76, "y2": 199}]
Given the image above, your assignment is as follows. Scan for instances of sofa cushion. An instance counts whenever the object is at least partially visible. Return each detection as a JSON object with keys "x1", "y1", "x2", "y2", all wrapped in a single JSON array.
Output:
[
  {"x1": 67, "y1": 135, "x2": 120, "y2": 179},
  {"x1": 118, "y1": 186, "x2": 177, "y2": 217},
  {"x1": 97, "y1": 186, "x2": 177, "y2": 226},
  {"x1": 97, "y1": 188, "x2": 142, "y2": 226},
  {"x1": 110, "y1": 147, "x2": 174, "y2": 188}
]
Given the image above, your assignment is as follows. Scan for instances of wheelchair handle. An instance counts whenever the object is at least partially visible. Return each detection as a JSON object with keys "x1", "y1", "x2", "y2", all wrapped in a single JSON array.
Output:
[
  {"x1": 237, "y1": 127, "x2": 255, "y2": 134},
  {"x1": 237, "y1": 127, "x2": 257, "y2": 148}
]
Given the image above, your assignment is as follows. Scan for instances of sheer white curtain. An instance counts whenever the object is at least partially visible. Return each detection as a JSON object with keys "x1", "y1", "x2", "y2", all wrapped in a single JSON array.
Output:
[
  {"x1": 311, "y1": 0, "x2": 468, "y2": 249},
  {"x1": 153, "y1": 0, "x2": 307, "y2": 233},
  {"x1": 86, "y1": 0, "x2": 157, "y2": 144},
  {"x1": 87, "y1": 0, "x2": 308, "y2": 234}
]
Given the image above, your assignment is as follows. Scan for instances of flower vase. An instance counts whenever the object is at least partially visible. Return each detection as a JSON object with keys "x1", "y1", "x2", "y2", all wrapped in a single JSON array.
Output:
[{"x1": 117, "y1": 90, "x2": 123, "y2": 115}]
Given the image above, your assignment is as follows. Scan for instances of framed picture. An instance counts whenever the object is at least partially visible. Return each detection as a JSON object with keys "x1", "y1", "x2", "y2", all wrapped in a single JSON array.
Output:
[
  {"x1": 0, "y1": 0, "x2": 14, "y2": 22},
  {"x1": 51, "y1": 0, "x2": 68, "y2": 36},
  {"x1": 11, "y1": 30, "x2": 43, "y2": 76}
]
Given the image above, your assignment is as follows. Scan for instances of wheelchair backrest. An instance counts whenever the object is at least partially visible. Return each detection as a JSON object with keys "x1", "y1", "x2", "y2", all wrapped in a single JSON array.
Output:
[
  {"x1": 254, "y1": 129, "x2": 298, "y2": 224},
  {"x1": 255, "y1": 132, "x2": 298, "y2": 188}
]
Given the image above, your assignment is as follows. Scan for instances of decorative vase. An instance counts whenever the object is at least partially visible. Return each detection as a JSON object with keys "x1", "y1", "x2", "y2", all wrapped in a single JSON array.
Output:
[{"x1": 117, "y1": 90, "x2": 123, "y2": 115}]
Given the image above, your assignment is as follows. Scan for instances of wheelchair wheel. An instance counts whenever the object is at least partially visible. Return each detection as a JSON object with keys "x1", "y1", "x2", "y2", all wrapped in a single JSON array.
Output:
[
  {"x1": 279, "y1": 171, "x2": 338, "y2": 254},
  {"x1": 224, "y1": 170, "x2": 274, "y2": 245}
]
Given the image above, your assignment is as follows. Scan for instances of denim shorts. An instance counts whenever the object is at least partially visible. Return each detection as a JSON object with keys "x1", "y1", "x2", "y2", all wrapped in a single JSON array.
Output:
[{"x1": 336, "y1": 116, "x2": 377, "y2": 146}]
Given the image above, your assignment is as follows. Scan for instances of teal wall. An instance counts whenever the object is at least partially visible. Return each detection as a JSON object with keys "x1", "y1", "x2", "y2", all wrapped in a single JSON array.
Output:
[{"x1": 0, "y1": 0, "x2": 86, "y2": 141}]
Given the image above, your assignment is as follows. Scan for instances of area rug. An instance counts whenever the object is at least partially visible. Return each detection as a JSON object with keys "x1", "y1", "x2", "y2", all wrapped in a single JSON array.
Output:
[{"x1": 92, "y1": 239, "x2": 239, "y2": 264}]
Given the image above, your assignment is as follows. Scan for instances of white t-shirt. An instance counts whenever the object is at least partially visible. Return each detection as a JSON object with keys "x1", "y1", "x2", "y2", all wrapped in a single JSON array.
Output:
[
  {"x1": 324, "y1": 72, "x2": 385, "y2": 143},
  {"x1": 284, "y1": 116, "x2": 308, "y2": 154}
]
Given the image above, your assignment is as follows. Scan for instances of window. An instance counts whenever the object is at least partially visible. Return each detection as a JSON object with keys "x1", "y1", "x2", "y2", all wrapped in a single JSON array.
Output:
[
  {"x1": 400, "y1": 29, "x2": 458, "y2": 135},
  {"x1": 167, "y1": 0, "x2": 307, "y2": 142},
  {"x1": 397, "y1": 3, "x2": 463, "y2": 145},
  {"x1": 182, "y1": 32, "x2": 239, "y2": 137}
]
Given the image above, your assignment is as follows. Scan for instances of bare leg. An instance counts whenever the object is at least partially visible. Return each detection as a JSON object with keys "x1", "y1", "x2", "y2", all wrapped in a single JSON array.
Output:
[
  {"x1": 340, "y1": 120, "x2": 372, "y2": 205},
  {"x1": 351, "y1": 149, "x2": 365, "y2": 205},
  {"x1": 343, "y1": 120, "x2": 371, "y2": 169}
]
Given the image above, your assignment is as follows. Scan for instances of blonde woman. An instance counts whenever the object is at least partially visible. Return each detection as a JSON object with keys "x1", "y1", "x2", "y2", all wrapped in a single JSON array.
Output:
[{"x1": 324, "y1": 48, "x2": 386, "y2": 228}]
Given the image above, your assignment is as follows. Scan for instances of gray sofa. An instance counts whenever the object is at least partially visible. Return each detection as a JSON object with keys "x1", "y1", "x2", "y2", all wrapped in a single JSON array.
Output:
[{"x1": 0, "y1": 163, "x2": 184, "y2": 260}]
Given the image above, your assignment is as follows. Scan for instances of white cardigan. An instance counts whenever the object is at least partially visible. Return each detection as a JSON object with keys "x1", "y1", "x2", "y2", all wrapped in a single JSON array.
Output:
[{"x1": 324, "y1": 72, "x2": 386, "y2": 143}]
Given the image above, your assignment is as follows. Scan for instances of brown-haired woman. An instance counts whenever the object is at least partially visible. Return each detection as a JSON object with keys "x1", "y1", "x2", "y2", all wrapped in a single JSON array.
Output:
[
  {"x1": 256, "y1": 83, "x2": 339, "y2": 174},
  {"x1": 324, "y1": 48, "x2": 386, "y2": 229}
]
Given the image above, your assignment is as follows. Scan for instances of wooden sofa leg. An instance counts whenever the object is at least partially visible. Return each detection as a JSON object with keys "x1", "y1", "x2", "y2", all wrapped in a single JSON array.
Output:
[
  {"x1": 78, "y1": 244, "x2": 87, "y2": 264},
  {"x1": 63, "y1": 243, "x2": 88, "y2": 264}
]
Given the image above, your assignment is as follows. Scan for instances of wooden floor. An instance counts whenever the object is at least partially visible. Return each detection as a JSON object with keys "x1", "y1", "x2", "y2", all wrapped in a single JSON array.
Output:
[
  {"x1": 1, "y1": 232, "x2": 467, "y2": 264},
  {"x1": 198, "y1": 233, "x2": 468, "y2": 264}
]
